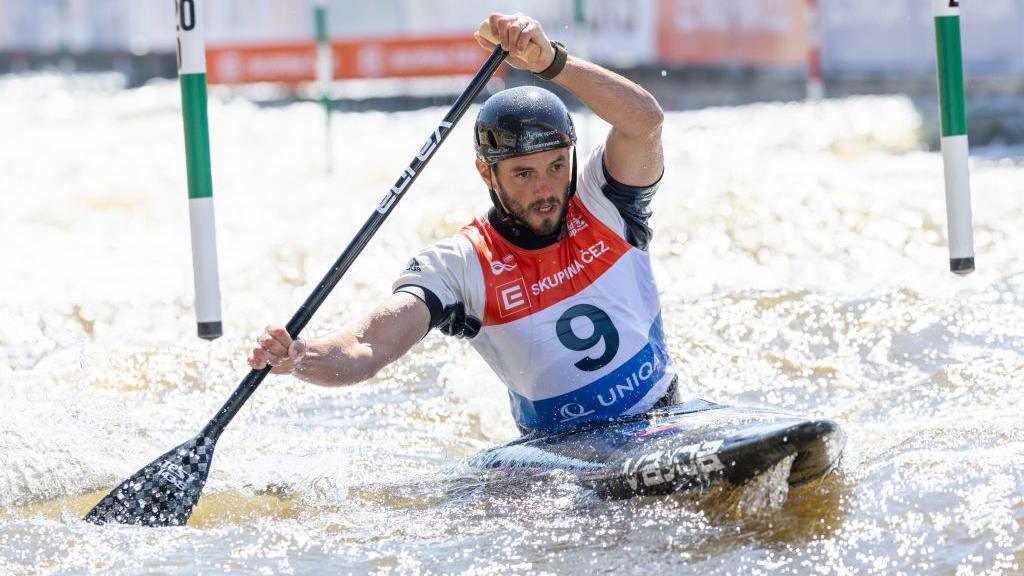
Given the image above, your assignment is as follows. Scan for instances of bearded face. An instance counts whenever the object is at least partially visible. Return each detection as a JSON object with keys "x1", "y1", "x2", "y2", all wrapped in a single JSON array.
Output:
[{"x1": 484, "y1": 148, "x2": 573, "y2": 236}]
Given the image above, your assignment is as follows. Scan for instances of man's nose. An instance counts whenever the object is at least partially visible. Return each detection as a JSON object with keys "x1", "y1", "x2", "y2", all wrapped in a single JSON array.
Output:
[{"x1": 534, "y1": 174, "x2": 556, "y2": 196}]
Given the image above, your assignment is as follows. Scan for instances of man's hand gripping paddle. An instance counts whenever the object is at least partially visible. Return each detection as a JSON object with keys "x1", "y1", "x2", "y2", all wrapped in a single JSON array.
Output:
[
  {"x1": 84, "y1": 45, "x2": 508, "y2": 527},
  {"x1": 474, "y1": 20, "x2": 543, "y2": 65}
]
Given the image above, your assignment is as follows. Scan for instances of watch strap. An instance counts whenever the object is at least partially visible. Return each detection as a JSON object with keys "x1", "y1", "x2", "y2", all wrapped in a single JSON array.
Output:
[{"x1": 534, "y1": 41, "x2": 568, "y2": 81}]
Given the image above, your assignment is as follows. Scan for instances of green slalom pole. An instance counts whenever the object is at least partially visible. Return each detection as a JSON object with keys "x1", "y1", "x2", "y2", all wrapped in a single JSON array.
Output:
[
  {"x1": 315, "y1": 0, "x2": 333, "y2": 173},
  {"x1": 58, "y1": 0, "x2": 74, "y2": 73},
  {"x1": 176, "y1": 0, "x2": 223, "y2": 339},
  {"x1": 574, "y1": 0, "x2": 592, "y2": 149},
  {"x1": 574, "y1": 0, "x2": 586, "y2": 26},
  {"x1": 933, "y1": 0, "x2": 975, "y2": 275}
]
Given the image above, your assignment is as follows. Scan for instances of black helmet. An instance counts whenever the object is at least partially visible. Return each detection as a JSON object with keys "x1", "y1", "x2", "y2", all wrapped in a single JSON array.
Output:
[{"x1": 474, "y1": 86, "x2": 577, "y2": 165}]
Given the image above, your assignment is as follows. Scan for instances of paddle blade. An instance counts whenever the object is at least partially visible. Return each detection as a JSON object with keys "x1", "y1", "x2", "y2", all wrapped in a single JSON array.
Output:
[{"x1": 85, "y1": 434, "x2": 216, "y2": 526}]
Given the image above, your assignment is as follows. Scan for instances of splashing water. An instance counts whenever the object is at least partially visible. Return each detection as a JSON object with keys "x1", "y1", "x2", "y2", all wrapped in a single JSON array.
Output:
[{"x1": 1, "y1": 73, "x2": 1022, "y2": 574}]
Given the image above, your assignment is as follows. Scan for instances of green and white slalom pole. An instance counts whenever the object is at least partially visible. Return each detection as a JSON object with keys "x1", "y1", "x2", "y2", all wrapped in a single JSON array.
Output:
[
  {"x1": 315, "y1": 0, "x2": 333, "y2": 173},
  {"x1": 933, "y1": 0, "x2": 975, "y2": 275},
  {"x1": 176, "y1": 0, "x2": 223, "y2": 339},
  {"x1": 574, "y1": 0, "x2": 592, "y2": 149}
]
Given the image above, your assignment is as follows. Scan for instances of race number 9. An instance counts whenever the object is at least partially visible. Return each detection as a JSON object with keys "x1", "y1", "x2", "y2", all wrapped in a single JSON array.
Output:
[{"x1": 556, "y1": 304, "x2": 619, "y2": 372}]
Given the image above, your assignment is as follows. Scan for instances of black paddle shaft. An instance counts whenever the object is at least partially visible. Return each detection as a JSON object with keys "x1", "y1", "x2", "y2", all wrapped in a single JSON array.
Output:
[{"x1": 201, "y1": 47, "x2": 508, "y2": 441}]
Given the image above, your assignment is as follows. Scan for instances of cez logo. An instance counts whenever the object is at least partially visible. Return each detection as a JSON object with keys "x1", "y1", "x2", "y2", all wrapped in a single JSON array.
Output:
[
  {"x1": 496, "y1": 279, "x2": 531, "y2": 318},
  {"x1": 490, "y1": 254, "x2": 517, "y2": 275}
]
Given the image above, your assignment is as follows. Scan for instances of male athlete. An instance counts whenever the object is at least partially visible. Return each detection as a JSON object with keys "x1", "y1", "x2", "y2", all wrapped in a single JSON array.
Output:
[{"x1": 248, "y1": 13, "x2": 675, "y2": 434}]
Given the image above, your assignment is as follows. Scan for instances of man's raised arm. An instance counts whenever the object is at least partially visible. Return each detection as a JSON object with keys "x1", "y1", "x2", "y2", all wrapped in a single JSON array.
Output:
[{"x1": 477, "y1": 12, "x2": 664, "y2": 187}]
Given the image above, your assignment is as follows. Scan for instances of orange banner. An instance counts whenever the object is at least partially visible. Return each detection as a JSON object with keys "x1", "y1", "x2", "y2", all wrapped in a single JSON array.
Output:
[
  {"x1": 206, "y1": 34, "x2": 490, "y2": 85},
  {"x1": 656, "y1": 0, "x2": 807, "y2": 66}
]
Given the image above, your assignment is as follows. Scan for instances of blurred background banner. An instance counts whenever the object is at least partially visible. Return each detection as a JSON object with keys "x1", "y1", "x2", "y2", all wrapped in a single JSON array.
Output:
[
  {"x1": 0, "y1": 0, "x2": 173, "y2": 54},
  {"x1": 205, "y1": 35, "x2": 486, "y2": 84},
  {"x1": 200, "y1": 0, "x2": 657, "y2": 83},
  {"x1": 1, "y1": 0, "x2": 1022, "y2": 80},
  {"x1": 656, "y1": 0, "x2": 807, "y2": 67},
  {"x1": 820, "y1": 0, "x2": 1024, "y2": 73}
]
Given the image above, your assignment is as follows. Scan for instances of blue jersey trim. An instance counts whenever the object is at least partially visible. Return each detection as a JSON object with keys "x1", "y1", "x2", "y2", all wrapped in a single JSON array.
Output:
[{"x1": 508, "y1": 316, "x2": 671, "y2": 433}]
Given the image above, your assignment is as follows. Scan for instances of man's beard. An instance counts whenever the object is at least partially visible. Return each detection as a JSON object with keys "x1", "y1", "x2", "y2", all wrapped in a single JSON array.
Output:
[{"x1": 493, "y1": 180, "x2": 571, "y2": 237}]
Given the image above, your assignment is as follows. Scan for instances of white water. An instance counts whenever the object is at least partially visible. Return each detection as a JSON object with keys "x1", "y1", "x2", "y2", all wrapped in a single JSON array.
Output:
[{"x1": 1, "y1": 73, "x2": 1022, "y2": 575}]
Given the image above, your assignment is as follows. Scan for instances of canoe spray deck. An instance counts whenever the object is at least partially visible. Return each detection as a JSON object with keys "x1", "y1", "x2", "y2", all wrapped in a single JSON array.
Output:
[{"x1": 467, "y1": 400, "x2": 845, "y2": 499}]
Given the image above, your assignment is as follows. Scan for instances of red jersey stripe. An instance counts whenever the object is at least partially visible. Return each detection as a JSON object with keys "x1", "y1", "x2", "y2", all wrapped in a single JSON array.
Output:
[{"x1": 460, "y1": 196, "x2": 632, "y2": 326}]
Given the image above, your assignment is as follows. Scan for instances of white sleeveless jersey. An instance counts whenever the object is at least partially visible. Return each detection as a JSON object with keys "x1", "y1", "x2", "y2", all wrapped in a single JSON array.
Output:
[{"x1": 394, "y1": 145, "x2": 674, "y2": 433}]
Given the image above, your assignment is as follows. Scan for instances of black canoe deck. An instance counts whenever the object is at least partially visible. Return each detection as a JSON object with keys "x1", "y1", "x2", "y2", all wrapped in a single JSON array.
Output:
[{"x1": 467, "y1": 399, "x2": 845, "y2": 499}]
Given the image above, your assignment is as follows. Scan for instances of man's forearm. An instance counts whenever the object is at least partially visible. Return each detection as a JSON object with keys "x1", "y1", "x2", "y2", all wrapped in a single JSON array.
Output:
[
  {"x1": 291, "y1": 333, "x2": 378, "y2": 387},
  {"x1": 250, "y1": 290, "x2": 430, "y2": 386},
  {"x1": 551, "y1": 55, "x2": 663, "y2": 138}
]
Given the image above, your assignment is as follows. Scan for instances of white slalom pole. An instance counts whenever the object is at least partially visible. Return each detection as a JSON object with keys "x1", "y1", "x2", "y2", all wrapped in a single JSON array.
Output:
[
  {"x1": 933, "y1": 0, "x2": 975, "y2": 274},
  {"x1": 176, "y1": 0, "x2": 224, "y2": 339},
  {"x1": 806, "y1": 0, "x2": 824, "y2": 100},
  {"x1": 314, "y1": 0, "x2": 333, "y2": 173}
]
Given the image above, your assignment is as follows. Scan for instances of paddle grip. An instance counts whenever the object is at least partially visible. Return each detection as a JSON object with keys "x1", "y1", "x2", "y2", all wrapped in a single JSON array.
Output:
[{"x1": 476, "y1": 20, "x2": 543, "y2": 63}]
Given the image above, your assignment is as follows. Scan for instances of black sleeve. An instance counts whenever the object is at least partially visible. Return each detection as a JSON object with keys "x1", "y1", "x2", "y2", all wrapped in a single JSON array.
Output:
[
  {"x1": 600, "y1": 161, "x2": 663, "y2": 251},
  {"x1": 395, "y1": 284, "x2": 444, "y2": 328},
  {"x1": 395, "y1": 284, "x2": 480, "y2": 339}
]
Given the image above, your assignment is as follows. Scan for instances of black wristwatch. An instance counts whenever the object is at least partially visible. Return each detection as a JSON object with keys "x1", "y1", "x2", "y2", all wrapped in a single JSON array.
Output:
[{"x1": 534, "y1": 41, "x2": 568, "y2": 81}]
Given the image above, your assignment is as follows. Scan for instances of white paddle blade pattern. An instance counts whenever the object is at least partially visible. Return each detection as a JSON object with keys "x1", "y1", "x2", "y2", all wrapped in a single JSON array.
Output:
[{"x1": 85, "y1": 434, "x2": 215, "y2": 526}]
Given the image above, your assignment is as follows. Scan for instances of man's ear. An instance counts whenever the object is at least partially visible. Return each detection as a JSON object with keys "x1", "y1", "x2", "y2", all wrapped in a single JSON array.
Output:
[{"x1": 475, "y1": 158, "x2": 494, "y2": 189}]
